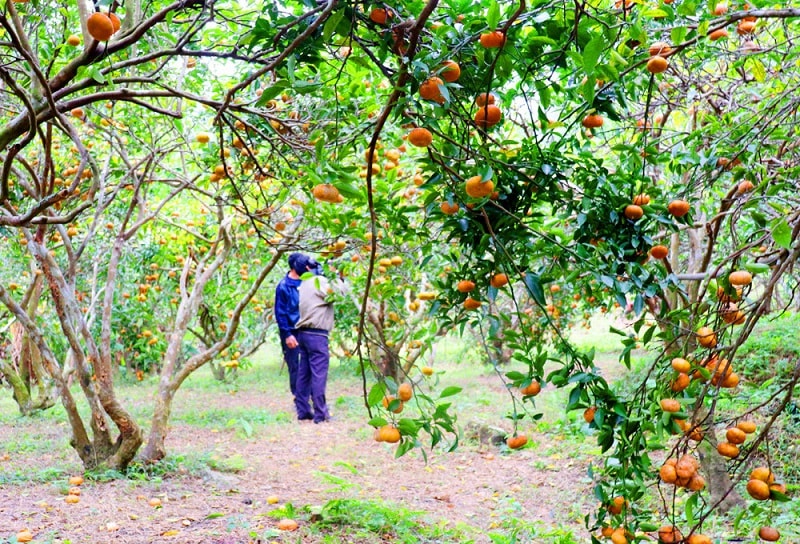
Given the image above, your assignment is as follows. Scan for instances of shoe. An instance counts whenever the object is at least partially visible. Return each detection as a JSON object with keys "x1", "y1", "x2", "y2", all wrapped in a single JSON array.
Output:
[{"x1": 298, "y1": 415, "x2": 313, "y2": 421}]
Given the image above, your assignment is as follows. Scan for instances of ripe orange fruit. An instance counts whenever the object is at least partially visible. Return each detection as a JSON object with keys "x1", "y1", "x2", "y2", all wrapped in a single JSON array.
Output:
[
  {"x1": 457, "y1": 280, "x2": 476, "y2": 293},
  {"x1": 737, "y1": 180, "x2": 754, "y2": 193},
  {"x1": 751, "y1": 467, "x2": 775, "y2": 484},
  {"x1": 769, "y1": 482, "x2": 787, "y2": 495},
  {"x1": 16, "y1": 530, "x2": 33, "y2": 543},
  {"x1": 632, "y1": 193, "x2": 650, "y2": 205},
  {"x1": 582, "y1": 114, "x2": 604, "y2": 128},
  {"x1": 746, "y1": 478, "x2": 771, "y2": 500},
  {"x1": 667, "y1": 199, "x2": 690, "y2": 217},
  {"x1": 465, "y1": 175, "x2": 494, "y2": 198},
  {"x1": 440, "y1": 201, "x2": 459, "y2": 215},
  {"x1": 647, "y1": 55, "x2": 669, "y2": 74},
  {"x1": 67, "y1": 34, "x2": 81, "y2": 46},
  {"x1": 671, "y1": 358, "x2": 691, "y2": 373},
  {"x1": 398, "y1": 383, "x2": 413, "y2": 402},
  {"x1": 474, "y1": 104, "x2": 502, "y2": 128},
  {"x1": 463, "y1": 297, "x2": 482, "y2": 310},
  {"x1": 713, "y1": 2, "x2": 728, "y2": 14},
  {"x1": 420, "y1": 366, "x2": 434, "y2": 376},
  {"x1": 671, "y1": 372, "x2": 690, "y2": 392},
  {"x1": 108, "y1": 13, "x2": 121, "y2": 33},
  {"x1": 376, "y1": 425, "x2": 401, "y2": 443},
  {"x1": 490, "y1": 273, "x2": 508, "y2": 288},
  {"x1": 737, "y1": 21, "x2": 756, "y2": 35},
  {"x1": 676, "y1": 454, "x2": 699, "y2": 479},
  {"x1": 717, "y1": 442, "x2": 740, "y2": 458},
  {"x1": 660, "y1": 463, "x2": 678, "y2": 484},
  {"x1": 382, "y1": 395, "x2": 403, "y2": 413},
  {"x1": 65, "y1": 495, "x2": 80, "y2": 504},
  {"x1": 623, "y1": 204, "x2": 644, "y2": 220},
  {"x1": 196, "y1": 132, "x2": 210, "y2": 143},
  {"x1": 408, "y1": 127, "x2": 433, "y2": 148},
  {"x1": 87, "y1": 12, "x2": 114, "y2": 41},
  {"x1": 687, "y1": 473, "x2": 706, "y2": 491},
  {"x1": 607, "y1": 496, "x2": 626, "y2": 515},
  {"x1": 758, "y1": 527, "x2": 780, "y2": 541},
  {"x1": 726, "y1": 427, "x2": 747, "y2": 444},
  {"x1": 721, "y1": 372, "x2": 740, "y2": 388},
  {"x1": 737, "y1": 420, "x2": 757, "y2": 434},
  {"x1": 520, "y1": 380, "x2": 541, "y2": 396},
  {"x1": 369, "y1": 8, "x2": 391, "y2": 25},
  {"x1": 277, "y1": 518, "x2": 299, "y2": 531},
  {"x1": 610, "y1": 528, "x2": 628, "y2": 544},
  {"x1": 440, "y1": 60, "x2": 461, "y2": 82},
  {"x1": 648, "y1": 42, "x2": 672, "y2": 57},
  {"x1": 708, "y1": 28, "x2": 729, "y2": 41},
  {"x1": 312, "y1": 183, "x2": 341, "y2": 203},
  {"x1": 506, "y1": 434, "x2": 527, "y2": 449},
  {"x1": 658, "y1": 526, "x2": 683, "y2": 543},
  {"x1": 68, "y1": 475, "x2": 84, "y2": 486},
  {"x1": 695, "y1": 326, "x2": 717, "y2": 348},
  {"x1": 479, "y1": 31, "x2": 506, "y2": 48},
  {"x1": 583, "y1": 406, "x2": 597, "y2": 423},
  {"x1": 71, "y1": 107, "x2": 85, "y2": 118},
  {"x1": 650, "y1": 245, "x2": 669, "y2": 259},
  {"x1": 660, "y1": 398, "x2": 681, "y2": 412},
  {"x1": 475, "y1": 93, "x2": 496, "y2": 107},
  {"x1": 688, "y1": 534, "x2": 712, "y2": 544},
  {"x1": 419, "y1": 77, "x2": 445, "y2": 103},
  {"x1": 728, "y1": 270, "x2": 752, "y2": 286}
]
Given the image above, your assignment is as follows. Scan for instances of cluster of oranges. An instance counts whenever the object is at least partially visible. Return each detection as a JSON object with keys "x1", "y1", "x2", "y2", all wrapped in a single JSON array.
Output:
[
  {"x1": 659, "y1": 453, "x2": 705, "y2": 491},
  {"x1": 86, "y1": 11, "x2": 122, "y2": 42},
  {"x1": 374, "y1": 383, "x2": 413, "y2": 443},
  {"x1": 403, "y1": 30, "x2": 508, "y2": 216},
  {"x1": 455, "y1": 272, "x2": 508, "y2": 311}
]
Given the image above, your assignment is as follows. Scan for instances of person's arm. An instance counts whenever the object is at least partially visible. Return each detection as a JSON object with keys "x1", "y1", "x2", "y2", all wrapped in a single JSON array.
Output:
[{"x1": 274, "y1": 283, "x2": 293, "y2": 335}]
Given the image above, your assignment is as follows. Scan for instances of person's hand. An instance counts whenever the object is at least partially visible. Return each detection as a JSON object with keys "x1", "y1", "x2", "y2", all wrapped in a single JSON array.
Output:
[{"x1": 286, "y1": 335, "x2": 298, "y2": 349}]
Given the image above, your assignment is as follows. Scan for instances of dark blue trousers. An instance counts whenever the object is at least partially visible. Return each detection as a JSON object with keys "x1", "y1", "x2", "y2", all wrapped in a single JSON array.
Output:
[
  {"x1": 294, "y1": 329, "x2": 330, "y2": 423},
  {"x1": 279, "y1": 330, "x2": 300, "y2": 396}
]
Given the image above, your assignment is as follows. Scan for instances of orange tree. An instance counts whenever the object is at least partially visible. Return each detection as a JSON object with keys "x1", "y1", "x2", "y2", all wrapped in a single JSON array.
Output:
[{"x1": 233, "y1": 0, "x2": 800, "y2": 541}]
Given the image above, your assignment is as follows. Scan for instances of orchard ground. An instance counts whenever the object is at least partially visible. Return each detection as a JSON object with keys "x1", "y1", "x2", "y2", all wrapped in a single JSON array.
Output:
[{"x1": 0, "y1": 317, "x2": 797, "y2": 544}]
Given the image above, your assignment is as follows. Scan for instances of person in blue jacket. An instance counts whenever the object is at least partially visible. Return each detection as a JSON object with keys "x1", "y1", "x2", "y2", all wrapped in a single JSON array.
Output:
[{"x1": 274, "y1": 253, "x2": 310, "y2": 409}]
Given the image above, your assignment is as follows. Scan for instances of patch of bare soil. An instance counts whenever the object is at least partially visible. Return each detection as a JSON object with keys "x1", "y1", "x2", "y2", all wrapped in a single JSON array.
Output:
[{"x1": 0, "y1": 374, "x2": 601, "y2": 544}]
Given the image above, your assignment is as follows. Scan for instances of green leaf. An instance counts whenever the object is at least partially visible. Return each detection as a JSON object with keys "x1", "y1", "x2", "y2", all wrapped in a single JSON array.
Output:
[
  {"x1": 685, "y1": 492, "x2": 698, "y2": 526},
  {"x1": 367, "y1": 382, "x2": 387, "y2": 407},
  {"x1": 205, "y1": 513, "x2": 224, "y2": 519},
  {"x1": 394, "y1": 439, "x2": 415, "y2": 458},
  {"x1": 440, "y1": 386, "x2": 462, "y2": 398},
  {"x1": 771, "y1": 217, "x2": 792, "y2": 249},
  {"x1": 583, "y1": 34, "x2": 605, "y2": 76},
  {"x1": 641, "y1": 8, "x2": 668, "y2": 17},
  {"x1": 750, "y1": 58, "x2": 766, "y2": 82},
  {"x1": 322, "y1": 9, "x2": 344, "y2": 42},
  {"x1": 487, "y1": 1, "x2": 501, "y2": 30},
  {"x1": 523, "y1": 272, "x2": 546, "y2": 305},
  {"x1": 670, "y1": 27, "x2": 687, "y2": 45},
  {"x1": 745, "y1": 262, "x2": 771, "y2": 274},
  {"x1": 368, "y1": 416, "x2": 387, "y2": 428}
]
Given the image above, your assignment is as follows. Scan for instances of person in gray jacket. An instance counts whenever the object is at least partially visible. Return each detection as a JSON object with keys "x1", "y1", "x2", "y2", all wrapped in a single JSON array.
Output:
[{"x1": 293, "y1": 260, "x2": 336, "y2": 423}]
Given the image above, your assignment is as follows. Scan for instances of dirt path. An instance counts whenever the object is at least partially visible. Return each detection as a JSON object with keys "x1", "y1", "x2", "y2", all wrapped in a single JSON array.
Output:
[{"x1": 0, "y1": 365, "x2": 606, "y2": 543}]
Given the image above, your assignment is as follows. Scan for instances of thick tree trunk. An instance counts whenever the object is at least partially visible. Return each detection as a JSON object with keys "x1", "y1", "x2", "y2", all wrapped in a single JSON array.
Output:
[
  {"x1": 698, "y1": 437, "x2": 746, "y2": 513},
  {"x1": 29, "y1": 239, "x2": 141, "y2": 470}
]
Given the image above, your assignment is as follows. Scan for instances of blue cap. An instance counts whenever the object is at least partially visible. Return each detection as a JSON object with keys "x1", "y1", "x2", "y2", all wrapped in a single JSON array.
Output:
[{"x1": 288, "y1": 253, "x2": 310, "y2": 275}]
